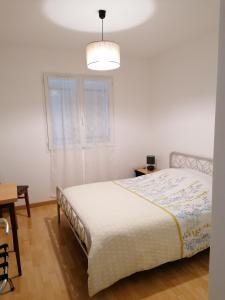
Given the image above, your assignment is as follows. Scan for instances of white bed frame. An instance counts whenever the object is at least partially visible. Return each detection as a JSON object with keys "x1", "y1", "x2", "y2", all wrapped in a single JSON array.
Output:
[
  {"x1": 56, "y1": 152, "x2": 213, "y2": 257},
  {"x1": 169, "y1": 151, "x2": 213, "y2": 176}
]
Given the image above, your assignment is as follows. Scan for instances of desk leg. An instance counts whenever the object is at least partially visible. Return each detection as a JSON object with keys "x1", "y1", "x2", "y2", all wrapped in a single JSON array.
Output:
[{"x1": 9, "y1": 203, "x2": 22, "y2": 276}]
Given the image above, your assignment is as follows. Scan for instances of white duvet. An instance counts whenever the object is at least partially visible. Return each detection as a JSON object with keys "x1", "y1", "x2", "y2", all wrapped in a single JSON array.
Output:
[{"x1": 63, "y1": 168, "x2": 212, "y2": 296}]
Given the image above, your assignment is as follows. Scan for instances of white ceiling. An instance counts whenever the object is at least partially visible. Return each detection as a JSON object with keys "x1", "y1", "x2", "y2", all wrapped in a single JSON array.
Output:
[{"x1": 0, "y1": 0, "x2": 219, "y2": 59}]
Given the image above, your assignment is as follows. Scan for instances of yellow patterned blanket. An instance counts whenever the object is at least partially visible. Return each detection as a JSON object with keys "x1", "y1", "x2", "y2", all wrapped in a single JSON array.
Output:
[{"x1": 116, "y1": 168, "x2": 212, "y2": 257}]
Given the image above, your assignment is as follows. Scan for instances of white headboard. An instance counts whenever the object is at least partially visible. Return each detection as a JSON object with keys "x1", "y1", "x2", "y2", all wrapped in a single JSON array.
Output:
[{"x1": 169, "y1": 152, "x2": 213, "y2": 176}]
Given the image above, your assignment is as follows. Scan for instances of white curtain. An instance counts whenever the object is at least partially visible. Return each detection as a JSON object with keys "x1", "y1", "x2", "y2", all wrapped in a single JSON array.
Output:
[
  {"x1": 83, "y1": 79, "x2": 115, "y2": 183},
  {"x1": 45, "y1": 75, "x2": 115, "y2": 195}
]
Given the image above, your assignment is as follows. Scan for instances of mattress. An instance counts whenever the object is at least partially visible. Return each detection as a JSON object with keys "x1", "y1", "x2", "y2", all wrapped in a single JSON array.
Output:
[{"x1": 62, "y1": 168, "x2": 212, "y2": 296}]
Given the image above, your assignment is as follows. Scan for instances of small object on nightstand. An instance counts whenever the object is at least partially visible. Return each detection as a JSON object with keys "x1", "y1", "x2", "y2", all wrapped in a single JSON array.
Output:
[
  {"x1": 135, "y1": 167, "x2": 159, "y2": 177},
  {"x1": 147, "y1": 155, "x2": 156, "y2": 171}
]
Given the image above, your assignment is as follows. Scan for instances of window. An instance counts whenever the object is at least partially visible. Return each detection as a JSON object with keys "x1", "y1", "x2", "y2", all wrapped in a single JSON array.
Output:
[{"x1": 44, "y1": 74, "x2": 113, "y2": 149}]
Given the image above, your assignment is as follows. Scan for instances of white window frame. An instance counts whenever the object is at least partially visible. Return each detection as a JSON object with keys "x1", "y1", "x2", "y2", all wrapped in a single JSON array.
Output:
[{"x1": 44, "y1": 73, "x2": 114, "y2": 150}]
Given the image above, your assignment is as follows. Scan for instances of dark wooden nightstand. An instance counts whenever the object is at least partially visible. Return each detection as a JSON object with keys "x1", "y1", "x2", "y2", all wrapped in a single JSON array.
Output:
[{"x1": 135, "y1": 167, "x2": 159, "y2": 177}]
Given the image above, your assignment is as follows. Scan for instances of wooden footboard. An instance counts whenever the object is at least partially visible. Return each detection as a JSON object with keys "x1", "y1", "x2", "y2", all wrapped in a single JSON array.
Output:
[{"x1": 56, "y1": 186, "x2": 88, "y2": 257}]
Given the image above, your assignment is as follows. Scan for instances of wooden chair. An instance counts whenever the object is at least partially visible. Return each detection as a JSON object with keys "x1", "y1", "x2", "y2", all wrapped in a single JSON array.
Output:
[{"x1": 17, "y1": 185, "x2": 31, "y2": 217}]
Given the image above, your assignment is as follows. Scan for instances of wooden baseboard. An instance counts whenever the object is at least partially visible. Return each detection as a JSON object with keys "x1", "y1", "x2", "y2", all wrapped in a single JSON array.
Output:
[{"x1": 16, "y1": 199, "x2": 56, "y2": 210}]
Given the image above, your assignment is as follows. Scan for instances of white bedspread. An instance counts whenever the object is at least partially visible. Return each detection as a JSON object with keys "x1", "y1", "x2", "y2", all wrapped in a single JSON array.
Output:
[{"x1": 63, "y1": 168, "x2": 212, "y2": 296}]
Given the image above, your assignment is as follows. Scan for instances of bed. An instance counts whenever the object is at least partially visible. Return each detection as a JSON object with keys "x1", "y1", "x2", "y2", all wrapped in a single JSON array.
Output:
[{"x1": 56, "y1": 152, "x2": 213, "y2": 296}]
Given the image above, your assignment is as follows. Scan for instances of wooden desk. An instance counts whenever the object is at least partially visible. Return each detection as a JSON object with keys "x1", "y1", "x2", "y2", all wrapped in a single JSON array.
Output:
[{"x1": 0, "y1": 184, "x2": 22, "y2": 276}]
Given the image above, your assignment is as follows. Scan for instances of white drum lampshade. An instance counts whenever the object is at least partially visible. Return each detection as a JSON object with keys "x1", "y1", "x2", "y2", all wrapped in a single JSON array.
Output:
[
  {"x1": 86, "y1": 10, "x2": 120, "y2": 71},
  {"x1": 86, "y1": 41, "x2": 120, "y2": 71}
]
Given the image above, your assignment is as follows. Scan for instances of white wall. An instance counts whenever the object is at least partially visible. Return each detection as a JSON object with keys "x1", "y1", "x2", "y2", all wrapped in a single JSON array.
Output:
[
  {"x1": 146, "y1": 33, "x2": 218, "y2": 169},
  {"x1": 209, "y1": 0, "x2": 225, "y2": 298},
  {"x1": 0, "y1": 32, "x2": 218, "y2": 203},
  {"x1": 0, "y1": 46, "x2": 151, "y2": 202}
]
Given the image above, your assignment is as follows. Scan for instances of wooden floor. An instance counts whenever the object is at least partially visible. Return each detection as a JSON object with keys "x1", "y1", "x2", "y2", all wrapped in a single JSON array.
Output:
[{"x1": 0, "y1": 204, "x2": 209, "y2": 300}]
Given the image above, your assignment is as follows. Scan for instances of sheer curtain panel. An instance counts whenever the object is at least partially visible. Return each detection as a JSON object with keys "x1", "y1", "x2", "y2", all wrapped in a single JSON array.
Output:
[
  {"x1": 44, "y1": 74, "x2": 115, "y2": 195},
  {"x1": 83, "y1": 79, "x2": 114, "y2": 183}
]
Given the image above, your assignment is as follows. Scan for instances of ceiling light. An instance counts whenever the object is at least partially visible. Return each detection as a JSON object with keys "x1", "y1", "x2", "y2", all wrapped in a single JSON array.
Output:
[
  {"x1": 44, "y1": 0, "x2": 155, "y2": 33},
  {"x1": 86, "y1": 10, "x2": 120, "y2": 71}
]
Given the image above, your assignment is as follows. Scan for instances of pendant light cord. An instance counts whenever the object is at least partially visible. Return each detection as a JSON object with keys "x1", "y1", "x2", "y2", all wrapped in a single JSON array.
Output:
[
  {"x1": 98, "y1": 10, "x2": 106, "y2": 41},
  {"x1": 102, "y1": 19, "x2": 104, "y2": 41}
]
